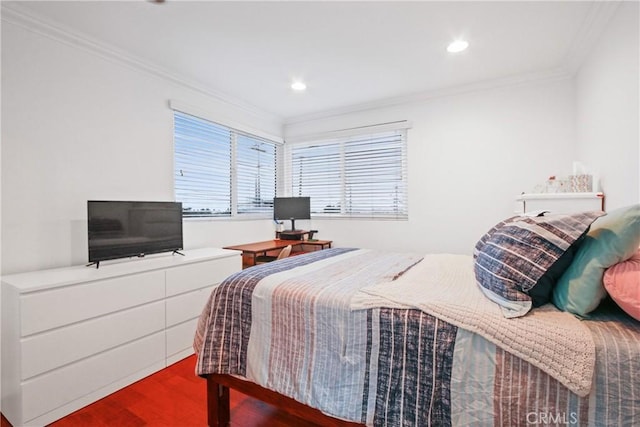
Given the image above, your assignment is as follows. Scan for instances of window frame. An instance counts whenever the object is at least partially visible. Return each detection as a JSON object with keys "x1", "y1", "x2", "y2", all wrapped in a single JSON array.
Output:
[
  {"x1": 173, "y1": 110, "x2": 278, "y2": 220},
  {"x1": 283, "y1": 127, "x2": 409, "y2": 220}
]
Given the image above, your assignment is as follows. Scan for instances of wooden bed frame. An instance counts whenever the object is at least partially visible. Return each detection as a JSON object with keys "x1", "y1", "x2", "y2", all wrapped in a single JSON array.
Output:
[{"x1": 206, "y1": 374, "x2": 364, "y2": 427}]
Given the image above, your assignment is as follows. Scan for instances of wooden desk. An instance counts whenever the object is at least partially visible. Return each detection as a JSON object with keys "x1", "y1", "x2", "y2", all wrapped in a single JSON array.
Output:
[
  {"x1": 224, "y1": 239, "x2": 332, "y2": 268},
  {"x1": 299, "y1": 240, "x2": 333, "y2": 251}
]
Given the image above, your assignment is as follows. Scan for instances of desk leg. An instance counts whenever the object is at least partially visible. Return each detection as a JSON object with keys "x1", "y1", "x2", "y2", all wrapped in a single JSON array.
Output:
[{"x1": 241, "y1": 252, "x2": 257, "y2": 269}]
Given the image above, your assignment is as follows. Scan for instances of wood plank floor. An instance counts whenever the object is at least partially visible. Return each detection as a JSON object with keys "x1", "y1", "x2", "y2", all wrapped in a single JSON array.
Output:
[{"x1": 1, "y1": 355, "x2": 319, "y2": 427}]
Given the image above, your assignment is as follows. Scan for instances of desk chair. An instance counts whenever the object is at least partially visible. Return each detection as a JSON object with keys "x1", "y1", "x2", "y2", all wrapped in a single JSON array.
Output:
[{"x1": 255, "y1": 245, "x2": 292, "y2": 264}]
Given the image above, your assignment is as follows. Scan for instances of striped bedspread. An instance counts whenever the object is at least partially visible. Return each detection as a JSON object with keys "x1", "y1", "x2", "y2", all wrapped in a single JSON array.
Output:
[
  {"x1": 194, "y1": 248, "x2": 640, "y2": 426},
  {"x1": 350, "y1": 254, "x2": 594, "y2": 397}
]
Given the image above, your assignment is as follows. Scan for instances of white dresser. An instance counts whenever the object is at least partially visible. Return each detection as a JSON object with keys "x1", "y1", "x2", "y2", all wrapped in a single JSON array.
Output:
[{"x1": 1, "y1": 247, "x2": 241, "y2": 426}]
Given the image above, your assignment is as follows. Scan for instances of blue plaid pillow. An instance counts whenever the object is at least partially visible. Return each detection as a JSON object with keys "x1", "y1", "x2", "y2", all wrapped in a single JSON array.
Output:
[
  {"x1": 473, "y1": 216, "x2": 518, "y2": 259},
  {"x1": 474, "y1": 211, "x2": 605, "y2": 318}
]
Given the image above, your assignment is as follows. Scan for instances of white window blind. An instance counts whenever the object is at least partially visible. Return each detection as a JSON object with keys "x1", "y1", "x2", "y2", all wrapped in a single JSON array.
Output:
[
  {"x1": 174, "y1": 111, "x2": 276, "y2": 218},
  {"x1": 286, "y1": 129, "x2": 408, "y2": 219},
  {"x1": 235, "y1": 133, "x2": 276, "y2": 214}
]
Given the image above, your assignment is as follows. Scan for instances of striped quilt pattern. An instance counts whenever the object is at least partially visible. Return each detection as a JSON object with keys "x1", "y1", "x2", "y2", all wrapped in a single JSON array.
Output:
[
  {"x1": 195, "y1": 249, "x2": 640, "y2": 426},
  {"x1": 450, "y1": 307, "x2": 640, "y2": 427},
  {"x1": 245, "y1": 249, "x2": 427, "y2": 423},
  {"x1": 586, "y1": 304, "x2": 640, "y2": 427},
  {"x1": 492, "y1": 348, "x2": 590, "y2": 427},
  {"x1": 372, "y1": 308, "x2": 457, "y2": 426},
  {"x1": 194, "y1": 247, "x2": 358, "y2": 374}
]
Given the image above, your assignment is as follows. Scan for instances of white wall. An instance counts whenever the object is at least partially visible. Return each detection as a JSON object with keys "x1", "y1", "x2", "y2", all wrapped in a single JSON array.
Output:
[
  {"x1": 4, "y1": 2, "x2": 635, "y2": 273},
  {"x1": 575, "y1": 1, "x2": 639, "y2": 209},
  {"x1": 1, "y1": 21, "x2": 281, "y2": 274},
  {"x1": 285, "y1": 77, "x2": 577, "y2": 254}
]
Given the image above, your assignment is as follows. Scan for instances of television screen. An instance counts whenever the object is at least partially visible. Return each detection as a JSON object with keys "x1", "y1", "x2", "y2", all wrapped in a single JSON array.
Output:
[{"x1": 88, "y1": 201, "x2": 183, "y2": 264}]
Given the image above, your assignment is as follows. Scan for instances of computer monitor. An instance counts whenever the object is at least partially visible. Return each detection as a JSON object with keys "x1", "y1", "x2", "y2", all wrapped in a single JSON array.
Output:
[{"x1": 273, "y1": 197, "x2": 310, "y2": 231}]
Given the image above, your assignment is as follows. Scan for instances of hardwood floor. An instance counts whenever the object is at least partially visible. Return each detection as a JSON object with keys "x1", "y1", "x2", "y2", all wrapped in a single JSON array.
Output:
[{"x1": 1, "y1": 355, "x2": 319, "y2": 427}]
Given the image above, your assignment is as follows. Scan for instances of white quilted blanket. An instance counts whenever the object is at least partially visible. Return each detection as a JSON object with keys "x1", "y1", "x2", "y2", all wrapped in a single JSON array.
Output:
[{"x1": 350, "y1": 253, "x2": 595, "y2": 397}]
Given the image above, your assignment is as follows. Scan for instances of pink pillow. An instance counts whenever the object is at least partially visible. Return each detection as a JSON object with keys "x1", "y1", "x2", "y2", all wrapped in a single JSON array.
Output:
[{"x1": 603, "y1": 249, "x2": 640, "y2": 321}]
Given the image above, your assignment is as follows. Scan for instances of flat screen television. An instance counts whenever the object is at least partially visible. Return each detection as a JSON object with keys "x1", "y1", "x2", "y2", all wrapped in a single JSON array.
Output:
[
  {"x1": 88, "y1": 200, "x2": 183, "y2": 266},
  {"x1": 273, "y1": 197, "x2": 310, "y2": 231}
]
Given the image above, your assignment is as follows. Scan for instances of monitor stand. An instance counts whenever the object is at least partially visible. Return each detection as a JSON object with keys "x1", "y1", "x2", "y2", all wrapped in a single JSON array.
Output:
[{"x1": 279, "y1": 229, "x2": 307, "y2": 241}]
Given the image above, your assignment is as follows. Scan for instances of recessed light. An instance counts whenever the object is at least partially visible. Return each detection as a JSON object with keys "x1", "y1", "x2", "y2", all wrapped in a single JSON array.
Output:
[
  {"x1": 291, "y1": 81, "x2": 307, "y2": 91},
  {"x1": 447, "y1": 40, "x2": 469, "y2": 53}
]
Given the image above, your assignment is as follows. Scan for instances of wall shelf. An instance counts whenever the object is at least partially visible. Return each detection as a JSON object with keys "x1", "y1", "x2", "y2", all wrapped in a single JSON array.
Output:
[{"x1": 515, "y1": 192, "x2": 604, "y2": 214}]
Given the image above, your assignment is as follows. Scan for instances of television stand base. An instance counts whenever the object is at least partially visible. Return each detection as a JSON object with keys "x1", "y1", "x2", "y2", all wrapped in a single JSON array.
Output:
[{"x1": 86, "y1": 250, "x2": 185, "y2": 268}]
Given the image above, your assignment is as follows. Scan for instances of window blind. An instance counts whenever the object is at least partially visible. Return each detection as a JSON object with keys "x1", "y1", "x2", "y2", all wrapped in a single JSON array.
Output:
[
  {"x1": 174, "y1": 111, "x2": 276, "y2": 218},
  {"x1": 286, "y1": 129, "x2": 408, "y2": 219},
  {"x1": 235, "y1": 133, "x2": 276, "y2": 215}
]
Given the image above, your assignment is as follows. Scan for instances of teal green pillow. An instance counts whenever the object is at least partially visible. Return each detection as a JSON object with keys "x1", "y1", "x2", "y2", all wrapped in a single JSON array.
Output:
[{"x1": 552, "y1": 204, "x2": 640, "y2": 317}]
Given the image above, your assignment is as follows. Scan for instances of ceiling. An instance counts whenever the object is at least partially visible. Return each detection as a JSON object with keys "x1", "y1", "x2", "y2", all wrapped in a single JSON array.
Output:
[{"x1": 3, "y1": 1, "x2": 618, "y2": 122}]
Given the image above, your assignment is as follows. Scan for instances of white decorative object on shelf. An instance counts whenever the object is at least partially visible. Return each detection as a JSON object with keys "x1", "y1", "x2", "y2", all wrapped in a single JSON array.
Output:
[
  {"x1": 531, "y1": 162, "x2": 598, "y2": 194},
  {"x1": 569, "y1": 174, "x2": 593, "y2": 192}
]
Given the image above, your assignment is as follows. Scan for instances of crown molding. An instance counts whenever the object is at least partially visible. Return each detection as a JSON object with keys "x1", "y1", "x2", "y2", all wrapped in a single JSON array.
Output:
[
  {"x1": 0, "y1": 3, "x2": 283, "y2": 124},
  {"x1": 1, "y1": 1, "x2": 621, "y2": 128},
  {"x1": 562, "y1": 0, "x2": 621, "y2": 74},
  {"x1": 283, "y1": 67, "x2": 573, "y2": 126},
  {"x1": 283, "y1": 1, "x2": 620, "y2": 126}
]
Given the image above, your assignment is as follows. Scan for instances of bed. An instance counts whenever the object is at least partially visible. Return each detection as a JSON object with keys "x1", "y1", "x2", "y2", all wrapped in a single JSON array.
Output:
[{"x1": 194, "y1": 246, "x2": 640, "y2": 426}]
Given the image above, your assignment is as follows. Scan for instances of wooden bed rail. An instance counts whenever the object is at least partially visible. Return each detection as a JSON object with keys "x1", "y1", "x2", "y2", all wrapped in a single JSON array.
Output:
[{"x1": 206, "y1": 374, "x2": 364, "y2": 427}]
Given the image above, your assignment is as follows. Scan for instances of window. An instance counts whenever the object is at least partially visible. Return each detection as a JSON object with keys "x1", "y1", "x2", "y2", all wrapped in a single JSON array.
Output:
[
  {"x1": 174, "y1": 111, "x2": 277, "y2": 218},
  {"x1": 285, "y1": 129, "x2": 408, "y2": 219}
]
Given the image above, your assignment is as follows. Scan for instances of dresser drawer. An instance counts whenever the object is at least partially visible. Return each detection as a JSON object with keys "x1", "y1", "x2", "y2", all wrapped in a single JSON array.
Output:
[
  {"x1": 2, "y1": 248, "x2": 236, "y2": 426},
  {"x1": 21, "y1": 331, "x2": 165, "y2": 423},
  {"x1": 166, "y1": 317, "x2": 199, "y2": 361},
  {"x1": 166, "y1": 285, "x2": 214, "y2": 327},
  {"x1": 20, "y1": 270, "x2": 165, "y2": 336},
  {"x1": 165, "y1": 256, "x2": 239, "y2": 297},
  {"x1": 21, "y1": 301, "x2": 165, "y2": 380}
]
